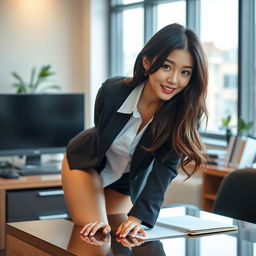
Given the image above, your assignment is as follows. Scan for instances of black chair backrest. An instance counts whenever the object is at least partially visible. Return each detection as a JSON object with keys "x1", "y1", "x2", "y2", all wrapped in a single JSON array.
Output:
[{"x1": 213, "y1": 168, "x2": 256, "y2": 223}]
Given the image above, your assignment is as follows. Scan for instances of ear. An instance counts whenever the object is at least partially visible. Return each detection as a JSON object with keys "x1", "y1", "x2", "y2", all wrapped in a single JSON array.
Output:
[{"x1": 142, "y1": 56, "x2": 151, "y2": 71}]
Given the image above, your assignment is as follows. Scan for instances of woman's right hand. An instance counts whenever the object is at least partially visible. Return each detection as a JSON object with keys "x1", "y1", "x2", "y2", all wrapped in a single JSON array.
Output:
[{"x1": 80, "y1": 221, "x2": 111, "y2": 237}]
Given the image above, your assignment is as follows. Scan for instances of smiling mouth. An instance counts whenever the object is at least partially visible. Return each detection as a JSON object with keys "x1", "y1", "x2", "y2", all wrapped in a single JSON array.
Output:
[{"x1": 161, "y1": 85, "x2": 175, "y2": 94}]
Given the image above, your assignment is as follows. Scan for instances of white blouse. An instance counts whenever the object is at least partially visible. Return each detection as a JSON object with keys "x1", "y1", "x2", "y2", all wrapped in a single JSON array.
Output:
[{"x1": 100, "y1": 83, "x2": 152, "y2": 187}]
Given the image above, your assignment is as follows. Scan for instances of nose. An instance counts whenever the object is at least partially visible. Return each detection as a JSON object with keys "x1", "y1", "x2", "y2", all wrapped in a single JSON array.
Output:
[{"x1": 167, "y1": 71, "x2": 178, "y2": 86}]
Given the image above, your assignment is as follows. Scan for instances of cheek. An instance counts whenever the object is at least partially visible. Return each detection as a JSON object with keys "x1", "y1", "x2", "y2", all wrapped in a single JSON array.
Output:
[{"x1": 180, "y1": 77, "x2": 191, "y2": 88}]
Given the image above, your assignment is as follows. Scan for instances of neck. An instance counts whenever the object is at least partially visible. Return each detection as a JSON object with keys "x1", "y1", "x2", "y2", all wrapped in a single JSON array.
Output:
[{"x1": 139, "y1": 80, "x2": 162, "y2": 109}]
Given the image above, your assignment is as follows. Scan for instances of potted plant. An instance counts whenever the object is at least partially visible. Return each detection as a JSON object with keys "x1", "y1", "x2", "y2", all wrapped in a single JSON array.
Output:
[
  {"x1": 221, "y1": 115, "x2": 254, "y2": 143},
  {"x1": 221, "y1": 115, "x2": 232, "y2": 143},
  {"x1": 12, "y1": 65, "x2": 60, "y2": 93}
]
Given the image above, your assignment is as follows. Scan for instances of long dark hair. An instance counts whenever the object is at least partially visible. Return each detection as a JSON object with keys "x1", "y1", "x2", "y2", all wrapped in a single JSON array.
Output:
[{"x1": 127, "y1": 23, "x2": 208, "y2": 178}]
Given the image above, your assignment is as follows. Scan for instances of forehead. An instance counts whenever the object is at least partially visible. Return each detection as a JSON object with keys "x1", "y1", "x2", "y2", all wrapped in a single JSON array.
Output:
[{"x1": 166, "y1": 49, "x2": 194, "y2": 67}]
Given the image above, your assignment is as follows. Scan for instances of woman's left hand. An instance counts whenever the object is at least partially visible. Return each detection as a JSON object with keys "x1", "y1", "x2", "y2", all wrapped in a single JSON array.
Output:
[{"x1": 116, "y1": 216, "x2": 146, "y2": 238}]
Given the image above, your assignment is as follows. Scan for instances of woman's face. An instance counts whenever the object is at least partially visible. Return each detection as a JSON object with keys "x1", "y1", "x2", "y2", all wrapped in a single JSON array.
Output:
[{"x1": 143, "y1": 48, "x2": 194, "y2": 102}]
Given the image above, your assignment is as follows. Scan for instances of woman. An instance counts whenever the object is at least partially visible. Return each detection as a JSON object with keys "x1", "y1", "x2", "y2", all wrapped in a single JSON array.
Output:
[{"x1": 62, "y1": 23, "x2": 208, "y2": 239}]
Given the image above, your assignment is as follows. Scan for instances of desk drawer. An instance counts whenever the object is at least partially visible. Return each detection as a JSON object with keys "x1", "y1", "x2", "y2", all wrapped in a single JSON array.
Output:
[{"x1": 6, "y1": 187, "x2": 70, "y2": 222}]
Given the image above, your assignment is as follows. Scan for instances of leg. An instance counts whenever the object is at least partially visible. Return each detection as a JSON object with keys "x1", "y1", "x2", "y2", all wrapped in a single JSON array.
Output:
[
  {"x1": 104, "y1": 188, "x2": 133, "y2": 233},
  {"x1": 104, "y1": 188, "x2": 133, "y2": 215},
  {"x1": 61, "y1": 154, "x2": 108, "y2": 227}
]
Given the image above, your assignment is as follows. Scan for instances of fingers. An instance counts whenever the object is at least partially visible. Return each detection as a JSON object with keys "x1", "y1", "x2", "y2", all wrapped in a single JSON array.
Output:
[
  {"x1": 103, "y1": 225, "x2": 111, "y2": 234},
  {"x1": 116, "y1": 220, "x2": 145, "y2": 238},
  {"x1": 130, "y1": 225, "x2": 141, "y2": 237},
  {"x1": 81, "y1": 234, "x2": 111, "y2": 246},
  {"x1": 116, "y1": 236, "x2": 144, "y2": 248},
  {"x1": 138, "y1": 228, "x2": 146, "y2": 237},
  {"x1": 80, "y1": 221, "x2": 111, "y2": 237}
]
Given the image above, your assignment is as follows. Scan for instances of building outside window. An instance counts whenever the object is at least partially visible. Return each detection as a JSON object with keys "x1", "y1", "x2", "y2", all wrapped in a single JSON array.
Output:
[{"x1": 200, "y1": 0, "x2": 238, "y2": 132}]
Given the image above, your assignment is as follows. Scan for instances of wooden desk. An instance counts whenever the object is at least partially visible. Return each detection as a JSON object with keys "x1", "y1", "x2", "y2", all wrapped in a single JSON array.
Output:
[
  {"x1": 0, "y1": 174, "x2": 62, "y2": 250},
  {"x1": 6, "y1": 206, "x2": 256, "y2": 256}
]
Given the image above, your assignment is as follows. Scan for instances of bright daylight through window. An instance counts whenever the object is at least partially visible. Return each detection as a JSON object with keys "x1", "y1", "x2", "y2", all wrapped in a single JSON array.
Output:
[{"x1": 200, "y1": 0, "x2": 238, "y2": 133}]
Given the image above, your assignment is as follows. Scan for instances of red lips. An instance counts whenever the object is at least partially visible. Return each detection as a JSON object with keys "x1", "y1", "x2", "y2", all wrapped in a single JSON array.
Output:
[{"x1": 161, "y1": 85, "x2": 175, "y2": 94}]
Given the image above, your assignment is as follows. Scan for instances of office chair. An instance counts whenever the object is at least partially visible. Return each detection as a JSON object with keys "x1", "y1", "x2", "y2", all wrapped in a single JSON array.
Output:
[{"x1": 213, "y1": 168, "x2": 256, "y2": 223}]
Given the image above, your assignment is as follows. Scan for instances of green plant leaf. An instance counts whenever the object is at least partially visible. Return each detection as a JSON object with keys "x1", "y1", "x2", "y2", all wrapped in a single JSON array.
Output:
[
  {"x1": 39, "y1": 65, "x2": 55, "y2": 78},
  {"x1": 12, "y1": 72, "x2": 26, "y2": 85},
  {"x1": 11, "y1": 65, "x2": 60, "y2": 94},
  {"x1": 11, "y1": 72, "x2": 27, "y2": 93},
  {"x1": 245, "y1": 122, "x2": 254, "y2": 130},
  {"x1": 237, "y1": 118, "x2": 254, "y2": 136},
  {"x1": 13, "y1": 83, "x2": 27, "y2": 93},
  {"x1": 29, "y1": 67, "x2": 36, "y2": 89},
  {"x1": 221, "y1": 115, "x2": 231, "y2": 128}
]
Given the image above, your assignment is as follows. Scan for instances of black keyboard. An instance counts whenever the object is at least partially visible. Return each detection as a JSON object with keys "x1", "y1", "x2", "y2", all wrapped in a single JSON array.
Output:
[
  {"x1": 0, "y1": 168, "x2": 20, "y2": 179},
  {"x1": 18, "y1": 167, "x2": 61, "y2": 176}
]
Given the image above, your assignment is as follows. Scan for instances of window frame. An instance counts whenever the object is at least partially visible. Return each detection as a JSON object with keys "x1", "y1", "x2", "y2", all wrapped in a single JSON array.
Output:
[{"x1": 109, "y1": 0, "x2": 256, "y2": 138}]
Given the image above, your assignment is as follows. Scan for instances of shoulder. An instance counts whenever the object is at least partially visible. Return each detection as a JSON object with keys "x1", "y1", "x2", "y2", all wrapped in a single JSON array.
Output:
[
  {"x1": 99, "y1": 76, "x2": 136, "y2": 109},
  {"x1": 101, "y1": 76, "x2": 135, "y2": 97}
]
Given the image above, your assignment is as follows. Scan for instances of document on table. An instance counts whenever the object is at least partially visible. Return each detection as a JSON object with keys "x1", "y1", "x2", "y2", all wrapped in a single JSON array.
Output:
[
  {"x1": 135, "y1": 225, "x2": 186, "y2": 241},
  {"x1": 135, "y1": 215, "x2": 238, "y2": 240}
]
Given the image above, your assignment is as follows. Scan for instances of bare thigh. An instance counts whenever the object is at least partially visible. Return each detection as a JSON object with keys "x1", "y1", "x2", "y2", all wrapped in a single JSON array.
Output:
[
  {"x1": 104, "y1": 188, "x2": 133, "y2": 215},
  {"x1": 61, "y1": 154, "x2": 108, "y2": 226}
]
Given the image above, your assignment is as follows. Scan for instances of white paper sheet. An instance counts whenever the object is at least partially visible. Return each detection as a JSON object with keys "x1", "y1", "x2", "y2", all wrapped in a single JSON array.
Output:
[{"x1": 135, "y1": 225, "x2": 186, "y2": 241}]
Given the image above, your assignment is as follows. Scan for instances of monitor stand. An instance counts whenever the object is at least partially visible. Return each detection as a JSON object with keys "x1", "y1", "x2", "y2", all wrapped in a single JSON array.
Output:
[{"x1": 17, "y1": 155, "x2": 60, "y2": 176}]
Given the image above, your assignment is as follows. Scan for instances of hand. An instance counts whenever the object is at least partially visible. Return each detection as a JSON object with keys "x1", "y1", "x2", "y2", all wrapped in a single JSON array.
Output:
[
  {"x1": 81, "y1": 233, "x2": 111, "y2": 246},
  {"x1": 116, "y1": 236, "x2": 145, "y2": 248},
  {"x1": 80, "y1": 221, "x2": 111, "y2": 237},
  {"x1": 116, "y1": 216, "x2": 146, "y2": 238}
]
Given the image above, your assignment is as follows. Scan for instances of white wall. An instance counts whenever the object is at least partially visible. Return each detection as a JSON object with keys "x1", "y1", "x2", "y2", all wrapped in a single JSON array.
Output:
[
  {"x1": 88, "y1": 0, "x2": 108, "y2": 127},
  {"x1": 0, "y1": 0, "x2": 108, "y2": 126}
]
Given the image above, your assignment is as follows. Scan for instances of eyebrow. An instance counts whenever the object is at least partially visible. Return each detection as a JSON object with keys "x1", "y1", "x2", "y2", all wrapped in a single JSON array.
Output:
[{"x1": 165, "y1": 59, "x2": 194, "y2": 69}]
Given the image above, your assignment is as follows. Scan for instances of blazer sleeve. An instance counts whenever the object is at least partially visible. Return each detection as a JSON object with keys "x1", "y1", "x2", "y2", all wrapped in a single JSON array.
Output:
[
  {"x1": 128, "y1": 156, "x2": 180, "y2": 228},
  {"x1": 66, "y1": 81, "x2": 106, "y2": 170},
  {"x1": 94, "y1": 84, "x2": 105, "y2": 127}
]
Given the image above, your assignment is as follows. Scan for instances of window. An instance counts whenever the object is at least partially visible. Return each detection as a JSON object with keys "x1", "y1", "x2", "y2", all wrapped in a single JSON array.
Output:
[
  {"x1": 110, "y1": 1, "x2": 144, "y2": 76},
  {"x1": 200, "y1": 0, "x2": 238, "y2": 132},
  {"x1": 156, "y1": 1, "x2": 186, "y2": 31},
  {"x1": 122, "y1": 8, "x2": 144, "y2": 76},
  {"x1": 224, "y1": 74, "x2": 237, "y2": 89},
  {"x1": 110, "y1": 0, "x2": 256, "y2": 137}
]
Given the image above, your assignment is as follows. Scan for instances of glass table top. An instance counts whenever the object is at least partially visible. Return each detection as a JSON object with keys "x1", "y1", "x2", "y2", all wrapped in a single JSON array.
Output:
[{"x1": 6, "y1": 205, "x2": 256, "y2": 256}]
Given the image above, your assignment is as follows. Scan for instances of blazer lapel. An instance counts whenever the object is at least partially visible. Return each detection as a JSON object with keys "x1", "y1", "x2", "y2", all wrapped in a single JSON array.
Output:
[{"x1": 98, "y1": 111, "x2": 132, "y2": 162}]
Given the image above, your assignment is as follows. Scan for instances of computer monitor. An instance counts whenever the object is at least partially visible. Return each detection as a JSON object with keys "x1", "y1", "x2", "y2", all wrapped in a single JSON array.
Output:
[{"x1": 0, "y1": 94, "x2": 85, "y2": 167}]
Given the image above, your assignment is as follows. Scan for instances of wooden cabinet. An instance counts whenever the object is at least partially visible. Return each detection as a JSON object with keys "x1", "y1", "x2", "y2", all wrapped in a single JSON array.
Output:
[
  {"x1": 6, "y1": 187, "x2": 69, "y2": 222},
  {"x1": 0, "y1": 174, "x2": 64, "y2": 250},
  {"x1": 201, "y1": 165, "x2": 234, "y2": 212}
]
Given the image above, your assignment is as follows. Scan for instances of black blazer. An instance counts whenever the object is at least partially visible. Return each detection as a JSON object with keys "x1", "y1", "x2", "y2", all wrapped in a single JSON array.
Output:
[{"x1": 66, "y1": 77, "x2": 180, "y2": 228}]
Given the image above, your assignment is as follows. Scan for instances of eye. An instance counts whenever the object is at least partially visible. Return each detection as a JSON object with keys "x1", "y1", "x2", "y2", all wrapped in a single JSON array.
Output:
[
  {"x1": 162, "y1": 64, "x2": 171, "y2": 70},
  {"x1": 182, "y1": 70, "x2": 192, "y2": 76}
]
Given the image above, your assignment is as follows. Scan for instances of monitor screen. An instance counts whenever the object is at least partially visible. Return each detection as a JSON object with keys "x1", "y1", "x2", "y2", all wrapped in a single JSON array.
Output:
[{"x1": 0, "y1": 94, "x2": 85, "y2": 165}]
